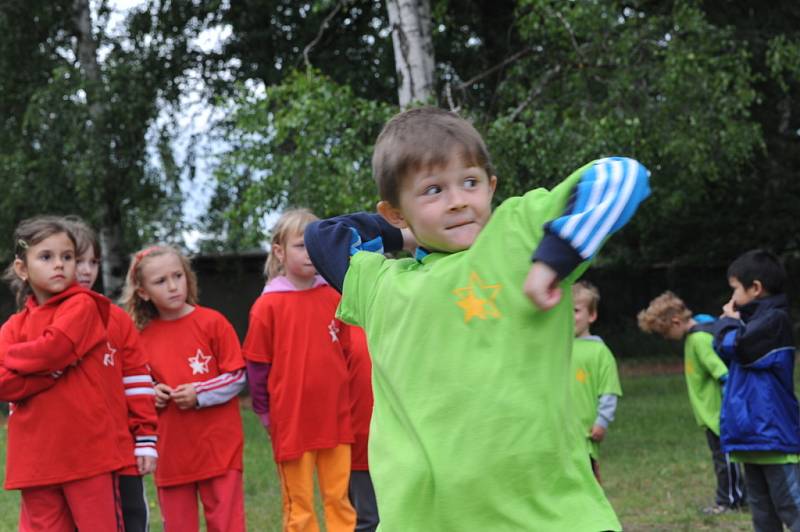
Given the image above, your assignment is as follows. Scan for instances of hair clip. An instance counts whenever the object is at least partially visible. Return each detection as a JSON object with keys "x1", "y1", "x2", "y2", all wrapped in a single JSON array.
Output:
[{"x1": 17, "y1": 239, "x2": 28, "y2": 250}]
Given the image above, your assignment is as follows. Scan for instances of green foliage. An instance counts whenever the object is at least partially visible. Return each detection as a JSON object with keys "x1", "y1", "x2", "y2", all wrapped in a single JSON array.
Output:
[
  {"x1": 200, "y1": 69, "x2": 395, "y2": 251},
  {"x1": 487, "y1": 1, "x2": 763, "y2": 266}
]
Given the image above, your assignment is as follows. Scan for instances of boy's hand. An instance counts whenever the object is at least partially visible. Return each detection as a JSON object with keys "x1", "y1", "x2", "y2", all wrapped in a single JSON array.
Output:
[
  {"x1": 523, "y1": 262, "x2": 561, "y2": 310},
  {"x1": 154, "y1": 383, "x2": 173, "y2": 409},
  {"x1": 722, "y1": 298, "x2": 740, "y2": 320},
  {"x1": 137, "y1": 455, "x2": 157, "y2": 475},
  {"x1": 589, "y1": 424, "x2": 607, "y2": 442},
  {"x1": 171, "y1": 383, "x2": 198, "y2": 410}
]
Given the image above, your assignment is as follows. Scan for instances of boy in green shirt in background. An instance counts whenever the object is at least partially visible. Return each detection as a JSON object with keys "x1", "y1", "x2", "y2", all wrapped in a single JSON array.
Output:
[
  {"x1": 638, "y1": 291, "x2": 746, "y2": 514},
  {"x1": 571, "y1": 280, "x2": 622, "y2": 484}
]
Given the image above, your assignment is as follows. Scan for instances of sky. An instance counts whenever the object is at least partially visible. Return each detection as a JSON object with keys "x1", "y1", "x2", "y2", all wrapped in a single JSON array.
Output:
[{"x1": 104, "y1": 0, "x2": 237, "y2": 249}]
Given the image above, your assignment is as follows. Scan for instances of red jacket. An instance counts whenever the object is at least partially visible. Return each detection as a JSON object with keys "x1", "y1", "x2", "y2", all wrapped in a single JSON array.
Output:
[{"x1": 0, "y1": 285, "x2": 132, "y2": 489}]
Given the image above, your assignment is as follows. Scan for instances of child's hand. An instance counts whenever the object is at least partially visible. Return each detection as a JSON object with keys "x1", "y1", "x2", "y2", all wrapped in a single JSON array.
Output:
[
  {"x1": 154, "y1": 383, "x2": 173, "y2": 409},
  {"x1": 722, "y1": 298, "x2": 740, "y2": 320},
  {"x1": 137, "y1": 455, "x2": 157, "y2": 475},
  {"x1": 523, "y1": 262, "x2": 561, "y2": 310},
  {"x1": 589, "y1": 424, "x2": 607, "y2": 442},
  {"x1": 172, "y1": 383, "x2": 198, "y2": 410}
]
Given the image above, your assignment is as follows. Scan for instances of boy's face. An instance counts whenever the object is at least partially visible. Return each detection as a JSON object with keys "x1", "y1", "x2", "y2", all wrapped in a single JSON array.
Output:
[
  {"x1": 728, "y1": 276, "x2": 761, "y2": 309},
  {"x1": 573, "y1": 297, "x2": 597, "y2": 338},
  {"x1": 379, "y1": 152, "x2": 497, "y2": 253}
]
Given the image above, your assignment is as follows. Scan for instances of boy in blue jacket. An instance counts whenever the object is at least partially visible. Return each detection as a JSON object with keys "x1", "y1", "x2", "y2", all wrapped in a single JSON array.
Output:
[{"x1": 712, "y1": 249, "x2": 800, "y2": 531}]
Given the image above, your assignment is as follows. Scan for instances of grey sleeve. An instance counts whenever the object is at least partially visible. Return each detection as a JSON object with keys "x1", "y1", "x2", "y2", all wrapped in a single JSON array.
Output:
[
  {"x1": 195, "y1": 369, "x2": 247, "y2": 408},
  {"x1": 594, "y1": 394, "x2": 619, "y2": 428}
]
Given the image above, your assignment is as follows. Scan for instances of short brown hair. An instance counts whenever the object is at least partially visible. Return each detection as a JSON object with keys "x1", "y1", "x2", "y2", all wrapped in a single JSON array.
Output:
[
  {"x1": 372, "y1": 106, "x2": 494, "y2": 206},
  {"x1": 573, "y1": 280, "x2": 600, "y2": 314},
  {"x1": 637, "y1": 291, "x2": 692, "y2": 337}
]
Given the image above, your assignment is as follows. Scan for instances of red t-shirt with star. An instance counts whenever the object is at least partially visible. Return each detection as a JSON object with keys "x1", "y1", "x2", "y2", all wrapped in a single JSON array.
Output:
[
  {"x1": 243, "y1": 284, "x2": 353, "y2": 462},
  {"x1": 139, "y1": 305, "x2": 245, "y2": 487},
  {"x1": 0, "y1": 286, "x2": 132, "y2": 489}
]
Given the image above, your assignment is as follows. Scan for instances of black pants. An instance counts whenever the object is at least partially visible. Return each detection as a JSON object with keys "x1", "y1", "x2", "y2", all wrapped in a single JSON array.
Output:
[
  {"x1": 349, "y1": 470, "x2": 379, "y2": 532},
  {"x1": 706, "y1": 429, "x2": 746, "y2": 508},
  {"x1": 118, "y1": 474, "x2": 149, "y2": 532},
  {"x1": 744, "y1": 462, "x2": 800, "y2": 532}
]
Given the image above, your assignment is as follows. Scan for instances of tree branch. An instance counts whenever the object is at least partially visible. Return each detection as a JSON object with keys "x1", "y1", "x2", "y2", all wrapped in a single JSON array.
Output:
[
  {"x1": 509, "y1": 64, "x2": 561, "y2": 122},
  {"x1": 456, "y1": 46, "x2": 534, "y2": 92},
  {"x1": 303, "y1": 0, "x2": 349, "y2": 70}
]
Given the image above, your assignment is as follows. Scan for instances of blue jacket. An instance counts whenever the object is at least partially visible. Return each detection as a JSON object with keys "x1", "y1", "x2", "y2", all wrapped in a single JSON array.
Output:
[{"x1": 712, "y1": 294, "x2": 800, "y2": 453}]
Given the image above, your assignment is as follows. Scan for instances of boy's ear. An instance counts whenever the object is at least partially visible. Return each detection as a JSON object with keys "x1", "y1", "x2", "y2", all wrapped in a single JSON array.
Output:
[
  {"x1": 377, "y1": 200, "x2": 408, "y2": 229},
  {"x1": 588, "y1": 310, "x2": 598, "y2": 324},
  {"x1": 12, "y1": 258, "x2": 27, "y2": 282},
  {"x1": 489, "y1": 175, "x2": 498, "y2": 194},
  {"x1": 749, "y1": 279, "x2": 765, "y2": 297}
]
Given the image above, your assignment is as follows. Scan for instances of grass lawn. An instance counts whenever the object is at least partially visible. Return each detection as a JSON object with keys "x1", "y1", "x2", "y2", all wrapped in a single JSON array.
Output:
[{"x1": 0, "y1": 369, "x2": 754, "y2": 531}]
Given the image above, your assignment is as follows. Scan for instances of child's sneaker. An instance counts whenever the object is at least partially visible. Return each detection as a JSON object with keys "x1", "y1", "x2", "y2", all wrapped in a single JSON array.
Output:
[{"x1": 702, "y1": 504, "x2": 732, "y2": 515}]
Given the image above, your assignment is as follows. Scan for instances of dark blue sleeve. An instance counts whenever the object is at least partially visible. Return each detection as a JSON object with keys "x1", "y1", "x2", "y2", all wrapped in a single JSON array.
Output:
[
  {"x1": 712, "y1": 312, "x2": 793, "y2": 366},
  {"x1": 304, "y1": 213, "x2": 404, "y2": 292}
]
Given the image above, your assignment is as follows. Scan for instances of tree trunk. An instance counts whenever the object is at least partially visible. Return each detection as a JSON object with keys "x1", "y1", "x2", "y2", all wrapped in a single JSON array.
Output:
[
  {"x1": 385, "y1": 0, "x2": 435, "y2": 108},
  {"x1": 73, "y1": 0, "x2": 124, "y2": 297}
]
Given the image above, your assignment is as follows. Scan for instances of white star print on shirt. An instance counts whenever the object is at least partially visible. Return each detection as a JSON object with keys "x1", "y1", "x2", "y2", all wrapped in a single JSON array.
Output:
[
  {"x1": 328, "y1": 320, "x2": 340, "y2": 342},
  {"x1": 103, "y1": 342, "x2": 116, "y2": 367},
  {"x1": 188, "y1": 349, "x2": 212, "y2": 375}
]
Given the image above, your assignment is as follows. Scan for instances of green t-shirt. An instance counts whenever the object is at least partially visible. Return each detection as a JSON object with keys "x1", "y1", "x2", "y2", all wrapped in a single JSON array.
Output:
[
  {"x1": 338, "y1": 170, "x2": 621, "y2": 531},
  {"x1": 731, "y1": 451, "x2": 800, "y2": 465},
  {"x1": 571, "y1": 336, "x2": 622, "y2": 459},
  {"x1": 683, "y1": 331, "x2": 727, "y2": 435}
]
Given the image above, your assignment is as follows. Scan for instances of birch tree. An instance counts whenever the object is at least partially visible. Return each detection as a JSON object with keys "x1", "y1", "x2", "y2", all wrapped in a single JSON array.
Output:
[{"x1": 385, "y1": 0, "x2": 435, "y2": 107}]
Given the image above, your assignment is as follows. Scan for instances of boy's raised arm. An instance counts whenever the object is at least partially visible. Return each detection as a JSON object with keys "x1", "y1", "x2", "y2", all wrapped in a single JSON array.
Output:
[
  {"x1": 712, "y1": 311, "x2": 793, "y2": 366},
  {"x1": 305, "y1": 213, "x2": 405, "y2": 292},
  {"x1": 534, "y1": 157, "x2": 651, "y2": 278}
]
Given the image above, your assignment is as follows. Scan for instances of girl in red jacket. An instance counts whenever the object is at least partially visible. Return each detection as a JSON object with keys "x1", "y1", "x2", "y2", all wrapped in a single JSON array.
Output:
[
  {"x1": 65, "y1": 217, "x2": 159, "y2": 532},
  {"x1": 0, "y1": 216, "x2": 130, "y2": 531},
  {"x1": 121, "y1": 244, "x2": 246, "y2": 532},
  {"x1": 243, "y1": 208, "x2": 356, "y2": 532}
]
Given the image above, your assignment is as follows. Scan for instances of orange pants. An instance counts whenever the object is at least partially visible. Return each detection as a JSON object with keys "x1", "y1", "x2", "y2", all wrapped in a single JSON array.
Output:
[
  {"x1": 19, "y1": 472, "x2": 122, "y2": 532},
  {"x1": 157, "y1": 469, "x2": 245, "y2": 532},
  {"x1": 277, "y1": 444, "x2": 356, "y2": 532}
]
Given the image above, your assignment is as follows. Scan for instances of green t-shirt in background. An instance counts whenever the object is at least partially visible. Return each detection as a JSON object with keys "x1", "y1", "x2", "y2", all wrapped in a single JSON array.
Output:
[
  {"x1": 338, "y1": 169, "x2": 621, "y2": 531},
  {"x1": 683, "y1": 331, "x2": 727, "y2": 435},
  {"x1": 571, "y1": 336, "x2": 623, "y2": 459}
]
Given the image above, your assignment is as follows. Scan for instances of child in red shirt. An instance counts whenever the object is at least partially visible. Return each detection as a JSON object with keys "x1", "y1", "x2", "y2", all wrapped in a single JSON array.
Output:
[
  {"x1": 122, "y1": 245, "x2": 247, "y2": 532},
  {"x1": 66, "y1": 217, "x2": 159, "y2": 532},
  {"x1": 0, "y1": 216, "x2": 129, "y2": 531},
  {"x1": 243, "y1": 208, "x2": 356, "y2": 532}
]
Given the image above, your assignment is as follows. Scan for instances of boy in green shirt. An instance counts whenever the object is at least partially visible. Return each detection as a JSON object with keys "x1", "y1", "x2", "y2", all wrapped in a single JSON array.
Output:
[
  {"x1": 638, "y1": 291, "x2": 745, "y2": 514},
  {"x1": 571, "y1": 280, "x2": 622, "y2": 483},
  {"x1": 305, "y1": 106, "x2": 650, "y2": 531}
]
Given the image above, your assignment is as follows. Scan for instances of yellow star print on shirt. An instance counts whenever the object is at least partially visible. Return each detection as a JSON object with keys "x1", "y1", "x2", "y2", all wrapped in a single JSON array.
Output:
[
  {"x1": 576, "y1": 368, "x2": 588, "y2": 383},
  {"x1": 452, "y1": 272, "x2": 502, "y2": 323}
]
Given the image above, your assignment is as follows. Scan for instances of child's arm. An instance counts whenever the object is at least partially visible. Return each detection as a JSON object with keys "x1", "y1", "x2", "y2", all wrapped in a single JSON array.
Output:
[
  {"x1": 171, "y1": 369, "x2": 247, "y2": 410},
  {"x1": 0, "y1": 318, "x2": 63, "y2": 400},
  {"x1": 116, "y1": 315, "x2": 159, "y2": 474},
  {"x1": 245, "y1": 360, "x2": 271, "y2": 429},
  {"x1": 712, "y1": 309, "x2": 793, "y2": 366},
  {"x1": 3, "y1": 294, "x2": 107, "y2": 375},
  {"x1": 527, "y1": 157, "x2": 651, "y2": 309},
  {"x1": 304, "y1": 213, "x2": 407, "y2": 292},
  {"x1": 590, "y1": 394, "x2": 618, "y2": 442}
]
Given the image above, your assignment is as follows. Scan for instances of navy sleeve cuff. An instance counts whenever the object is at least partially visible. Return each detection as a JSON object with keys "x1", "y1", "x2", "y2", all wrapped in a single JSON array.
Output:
[{"x1": 532, "y1": 233, "x2": 584, "y2": 279}]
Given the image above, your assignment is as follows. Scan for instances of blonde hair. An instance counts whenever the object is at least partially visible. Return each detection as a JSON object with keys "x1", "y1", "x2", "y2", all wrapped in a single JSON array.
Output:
[
  {"x1": 2, "y1": 216, "x2": 77, "y2": 310},
  {"x1": 637, "y1": 291, "x2": 692, "y2": 337},
  {"x1": 573, "y1": 280, "x2": 600, "y2": 314},
  {"x1": 121, "y1": 245, "x2": 199, "y2": 329},
  {"x1": 264, "y1": 208, "x2": 318, "y2": 281}
]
